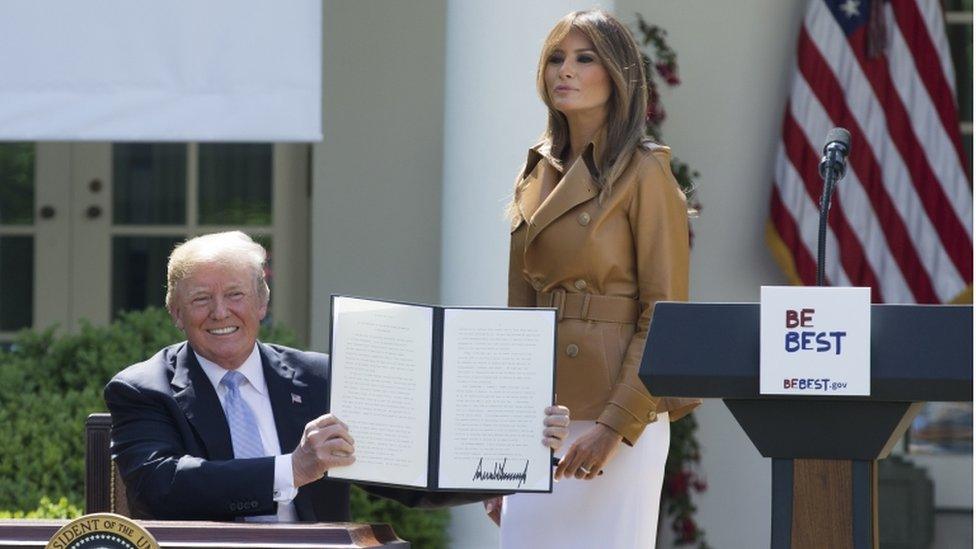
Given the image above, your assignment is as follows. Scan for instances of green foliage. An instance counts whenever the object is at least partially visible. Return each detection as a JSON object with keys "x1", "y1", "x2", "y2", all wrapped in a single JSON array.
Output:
[
  {"x1": 663, "y1": 415, "x2": 711, "y2": 548},
  {"x1": 0, "y1": 497, "x2": 82, "y2": 519},
  {"x1": 351, "y1": 487, "x2": 449, "y2": 549},
  {"x1": 636, "y1": 13, "x2": 702, "y2": 211},
  {"x1": 0, "y1": 308, "x2": 188, "y2": 514},
  {"x1": 199, "y1": 197, "x2": 273, "y2": 226},
  {"x1": 0, "y1": 308, "x2": 449, "y2": 547}
]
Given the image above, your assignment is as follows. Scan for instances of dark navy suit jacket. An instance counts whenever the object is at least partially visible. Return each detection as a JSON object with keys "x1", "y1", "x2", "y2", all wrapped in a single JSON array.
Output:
[{"x1": 104, "y1": 341, "x2": 469, "y2": 521}]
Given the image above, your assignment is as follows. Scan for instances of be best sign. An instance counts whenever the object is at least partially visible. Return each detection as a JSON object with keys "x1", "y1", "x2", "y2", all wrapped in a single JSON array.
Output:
[{"x1": 760, "y1": 286, "x2": 871, "y2": 396}]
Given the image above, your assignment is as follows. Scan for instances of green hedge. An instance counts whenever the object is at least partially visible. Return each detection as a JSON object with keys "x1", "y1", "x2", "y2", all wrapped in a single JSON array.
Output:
[
  {"x1": 0, "y1": 497, "x2": 81, "y2": 519},
  {"x1": 0, "y1": 308, "x2": 447, "y2": 547}
]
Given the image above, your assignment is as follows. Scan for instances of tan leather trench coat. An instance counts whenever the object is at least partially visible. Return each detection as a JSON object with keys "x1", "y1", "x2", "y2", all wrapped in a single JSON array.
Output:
[{"x1": 508, "y1": 136, "x2": 700, "y2": 444}]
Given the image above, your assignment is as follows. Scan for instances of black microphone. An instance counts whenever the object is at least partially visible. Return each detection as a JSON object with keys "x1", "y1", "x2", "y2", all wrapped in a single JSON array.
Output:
[
  {"x1": 818, "y1": 127, "x2": 851, "y2": 181},
  {"x1": 816, "y1": 127, "x2": 851, "y2": 286}
]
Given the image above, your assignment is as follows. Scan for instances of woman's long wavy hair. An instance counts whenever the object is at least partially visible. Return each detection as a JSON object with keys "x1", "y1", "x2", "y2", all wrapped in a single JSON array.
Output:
[{"x1": 536, "y1": 11, "x2": 649, "y2": 196}]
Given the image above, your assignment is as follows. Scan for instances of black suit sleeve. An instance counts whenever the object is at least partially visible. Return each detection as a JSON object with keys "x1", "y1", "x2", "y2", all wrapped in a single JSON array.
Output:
[{"x1": 104, "y1": 377, "x2": 276, "y2": 520}]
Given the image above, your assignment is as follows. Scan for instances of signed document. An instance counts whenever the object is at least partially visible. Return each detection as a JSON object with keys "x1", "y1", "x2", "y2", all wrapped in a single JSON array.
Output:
[{"x1": 328, "y1": 296, "x2": 556, "y2": 493}]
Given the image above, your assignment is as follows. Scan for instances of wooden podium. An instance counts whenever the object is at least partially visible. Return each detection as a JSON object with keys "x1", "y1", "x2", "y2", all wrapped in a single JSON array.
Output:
[{"x1": 640, "y1": 302, "x2": 972, "y2": 549}]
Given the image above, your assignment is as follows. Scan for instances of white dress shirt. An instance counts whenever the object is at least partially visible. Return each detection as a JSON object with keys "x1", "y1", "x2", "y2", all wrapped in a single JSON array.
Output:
[{"x1": 196, "y1": 344, "x2": 299, "y2": 522}]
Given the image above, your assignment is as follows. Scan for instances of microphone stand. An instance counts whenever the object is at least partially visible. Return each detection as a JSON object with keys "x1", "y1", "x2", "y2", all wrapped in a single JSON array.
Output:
[
  {"x1": 816, "y1": 130, "x2": 850, "y2": 287},
  {"x1": 816, "y1": 171, "x2": 838, "y2": 287}
]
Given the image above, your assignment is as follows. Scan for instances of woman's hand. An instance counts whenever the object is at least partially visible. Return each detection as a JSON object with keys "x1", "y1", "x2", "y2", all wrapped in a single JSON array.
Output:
[
  {"x1": 554, "y1": 423, "x2": 622, "y2": 481},
  {"x1": 542, "y1": 405, "x2": 570, "y2": 450},
  {"x1": 483, "y1": 496, "x2": 503, "y2": 526}
]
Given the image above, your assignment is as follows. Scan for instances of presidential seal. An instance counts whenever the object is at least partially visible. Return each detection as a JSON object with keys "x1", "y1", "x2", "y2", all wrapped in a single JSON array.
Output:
[{"x1": 46, "y1": 513, "x2": 158, "y2": 549}]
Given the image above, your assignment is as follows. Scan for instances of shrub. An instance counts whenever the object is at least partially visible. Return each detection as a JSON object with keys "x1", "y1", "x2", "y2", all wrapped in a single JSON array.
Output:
[
  {"x1": 0, "y1": 497, "x2": 82, "y2": 519},
  {"x1": 0, "y1": 307, "x2": 448, "y2": 547},
  {"x1": 351, "y1": 487, "x2": 450, "y2": 548}
]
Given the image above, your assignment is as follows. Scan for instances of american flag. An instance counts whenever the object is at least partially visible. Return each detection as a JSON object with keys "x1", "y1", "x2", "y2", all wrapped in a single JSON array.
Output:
[{"x1": 768, "y1": 0, "x2": 972, "y2": 304}]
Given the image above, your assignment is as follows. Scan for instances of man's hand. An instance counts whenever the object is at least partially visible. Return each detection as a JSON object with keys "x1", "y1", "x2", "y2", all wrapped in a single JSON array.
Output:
[
  {"x1": 292, "y1": 414, "x2": 355, "y2": 488},
  {"x1": 554, "y1": 423, "x2": 621, "y2": 481},
  {"x1": 542, "y1": 405, "x2": 570, "y2": 451}
]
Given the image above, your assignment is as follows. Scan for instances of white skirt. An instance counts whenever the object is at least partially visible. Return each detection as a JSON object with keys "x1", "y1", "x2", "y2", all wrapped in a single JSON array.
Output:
[{"x1": 500, "y1": 413, "x2": 670, "y2": 549}]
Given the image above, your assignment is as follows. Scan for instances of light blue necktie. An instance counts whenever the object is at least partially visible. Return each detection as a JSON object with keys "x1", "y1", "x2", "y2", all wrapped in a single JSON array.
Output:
[{"x1": 220, "y1": 370, "x2": 265, "y2": 459}]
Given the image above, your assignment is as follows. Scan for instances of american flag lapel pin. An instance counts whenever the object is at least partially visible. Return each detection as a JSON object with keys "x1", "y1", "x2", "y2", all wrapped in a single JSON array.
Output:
[{"x1": 291, "y1": 393, "x2": 302, "y2": 404}]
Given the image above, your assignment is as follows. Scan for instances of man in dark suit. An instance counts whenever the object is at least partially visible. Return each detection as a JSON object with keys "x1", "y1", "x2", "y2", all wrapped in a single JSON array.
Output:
[{"x1": 104, "y1": 231, "x2": 569, "y2": 522}]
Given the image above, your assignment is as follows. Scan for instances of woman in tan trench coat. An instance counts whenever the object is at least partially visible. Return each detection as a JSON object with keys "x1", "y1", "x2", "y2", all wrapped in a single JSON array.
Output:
[{"x1": 487, "y1": 10, "x2": 700, "y2": 549}]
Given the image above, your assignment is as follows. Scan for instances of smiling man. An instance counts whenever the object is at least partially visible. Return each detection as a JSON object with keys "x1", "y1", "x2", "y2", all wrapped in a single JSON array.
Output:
[
  {"x1": 104, "y1": 231, "x2": 360, "y2": 521},
  {"x1": 104, "y1": 231, "x2": 571, "y2": 522}
]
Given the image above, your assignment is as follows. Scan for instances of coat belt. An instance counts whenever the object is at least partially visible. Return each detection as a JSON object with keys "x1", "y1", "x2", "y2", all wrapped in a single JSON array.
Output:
[{"x1": 536, "y1": 290, "x2": 639, "y2": 323}]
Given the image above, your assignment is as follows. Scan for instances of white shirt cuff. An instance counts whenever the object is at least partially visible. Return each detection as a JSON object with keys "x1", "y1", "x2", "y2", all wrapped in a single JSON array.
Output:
[{"x1": 273, "y1": 454, "x2": 299, "y2": 502}]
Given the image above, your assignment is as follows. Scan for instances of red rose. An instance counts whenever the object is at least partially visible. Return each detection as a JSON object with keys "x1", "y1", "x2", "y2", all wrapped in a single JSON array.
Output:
[
  {"x1": 655, "y1": 62, "x2": 681, "y2": 86},
  {"x1": 666, "y1": 470, "x2": 689, "y2": 497}
]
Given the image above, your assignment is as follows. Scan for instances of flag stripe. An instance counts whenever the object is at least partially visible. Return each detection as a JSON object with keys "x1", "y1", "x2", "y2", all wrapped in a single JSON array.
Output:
[
  {"x1": 842, "y1": 24, "x2": 973, "y2": 282},
  {"x1": 773, "y1": 152, "x2": 847, "y2": 287},
  {"x1": 909, "y1": 0, "x2": 957, "y2": 88},
  {"x1": 890, "y1": 0, "x2": 968, "y2": 174},
  {"x1": 803, "y1": 3, "x2": 968, "y2": 295},
  {"x1": 797, "y1": 25, "x2": 940, "y2": 302},
  {"x1": 788, "y1": 75, "x2": 915, "y2": 302},
  {"x1": 775, "y1": 139, "x2": 852, "y2": 288},
  {"x1": 807, "y1": 0, "x2": 968, "y2": 280},
  {"x1": 782, "y1": 110, "x2": 878, "y2": 297},
  {"x1": 776, "y1": 144, "x2": 853, "y2": 288},
  {"x1": 769, "y1": 0, "x2": 971, "y2": 305},
  {"x1": 885, "y1": 4, "x2": 973, "y2": 226},
  {"x1": 770, "y1": 186, "x2": 818, "y2": 283}
]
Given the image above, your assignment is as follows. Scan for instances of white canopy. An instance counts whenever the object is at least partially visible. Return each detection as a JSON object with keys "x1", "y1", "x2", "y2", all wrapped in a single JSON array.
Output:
[{"x1": 0, "y1": 0, "x2": 322, "y2": 141}]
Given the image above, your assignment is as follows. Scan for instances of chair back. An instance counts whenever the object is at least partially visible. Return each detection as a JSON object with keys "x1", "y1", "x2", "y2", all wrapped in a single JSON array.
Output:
[{"x1": 85, "y1": 412, "x2": 130, "y2": 516}]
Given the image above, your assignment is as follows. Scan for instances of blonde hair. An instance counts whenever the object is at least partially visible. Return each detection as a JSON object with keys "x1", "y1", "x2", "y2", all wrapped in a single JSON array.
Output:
[
  {"x1": 535, "y1": 10, "x2": 648, "y2": 198},
  {"x1": 165, "y1": 231, "x2": 269, "y2": 312}
]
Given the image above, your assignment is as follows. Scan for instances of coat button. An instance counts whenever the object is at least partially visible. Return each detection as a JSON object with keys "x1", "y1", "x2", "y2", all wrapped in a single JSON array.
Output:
[
  {"x1": 574, "y1": 279, "x2": 588, "y2": 291},
  {"x1": 532, "y1": 280, "x2": 543, "y2": 291},
  {"x1": 565, "y1": 344, "x2": 580, "y2": 357},
  {"x1": 577, "y1": 212, "x2": 591, "y2": 226}
]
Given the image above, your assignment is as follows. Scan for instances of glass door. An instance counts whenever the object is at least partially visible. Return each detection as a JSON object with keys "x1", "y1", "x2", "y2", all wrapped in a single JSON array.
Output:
[
  {"x1": 0, "y1": 142, "x2": 310, "y2": 346},
  {"x1": 75, "y1": 142, "x2": 310, "y2": 342},
  {"x1": 0, "y1": 143, "x2": 73, "y2": 346},
  {"x1": 0, "y1": 144, "x2": 38, "y2": 341}
]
